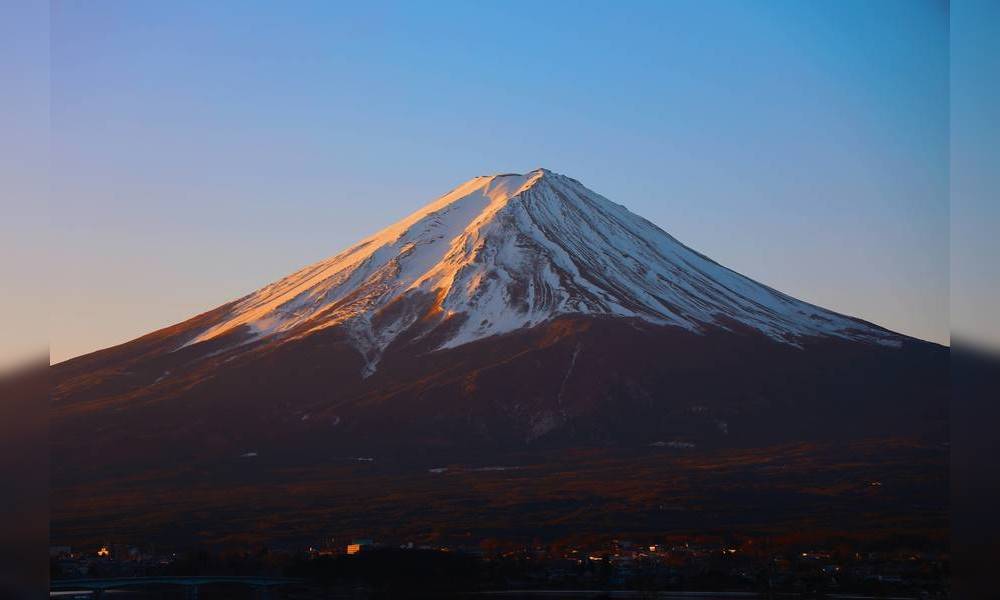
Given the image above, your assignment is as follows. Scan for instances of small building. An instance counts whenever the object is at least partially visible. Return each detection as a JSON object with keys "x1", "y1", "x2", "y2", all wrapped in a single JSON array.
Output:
[{"x1": 346, "y1": 539, "x2": 374, "y2": 555}]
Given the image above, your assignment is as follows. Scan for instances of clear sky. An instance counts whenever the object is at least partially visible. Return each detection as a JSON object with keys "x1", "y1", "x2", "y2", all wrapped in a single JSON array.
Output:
[{"x1": 44, "y1": 0, "x2": 952, "y2": 363}]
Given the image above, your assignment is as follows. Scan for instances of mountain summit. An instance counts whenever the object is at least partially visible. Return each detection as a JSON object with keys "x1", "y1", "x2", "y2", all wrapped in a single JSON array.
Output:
[{"x1": 185, "y1": 169, "x2": 898, "y2": 375}]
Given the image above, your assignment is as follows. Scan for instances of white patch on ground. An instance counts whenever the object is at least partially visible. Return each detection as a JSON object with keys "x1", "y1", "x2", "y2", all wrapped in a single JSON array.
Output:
[
  {"x1": 651, "y1": 440, "x2": 696, "y2": 449},
  {"x1": 470, "y1": 466, "x2": 523, "y2": 472},
  {"x1": 428, "y1": 466, "x2": 521, "y2": 474},
  {"x1": 555, "y1": 343, "x2": 582, "y2": 406}
]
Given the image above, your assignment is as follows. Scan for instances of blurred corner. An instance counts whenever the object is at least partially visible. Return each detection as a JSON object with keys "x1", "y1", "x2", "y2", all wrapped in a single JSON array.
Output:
[
  {"x1": 0, "y1": 1, "x2": 49, "y2": 597},
  {"x1": 951, "y1": 2, "x2": 1000, "y2": 599},
  {"x1": 0, "y1": 360, "x2": 49, "y2": 599}
]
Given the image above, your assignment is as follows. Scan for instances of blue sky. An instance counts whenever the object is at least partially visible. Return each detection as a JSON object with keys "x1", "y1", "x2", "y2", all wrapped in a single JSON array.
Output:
[{"x1": 43, "y1": 0, "x2": 952, "y2": 361}]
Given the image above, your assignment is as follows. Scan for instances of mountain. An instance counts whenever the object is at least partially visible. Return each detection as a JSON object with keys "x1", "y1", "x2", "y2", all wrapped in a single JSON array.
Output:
[
  {"x1": 51, "y1": 169, "x2": 948, "y2": 548},
  {"x1": 184, "y1": 168, "x2": 898, "y2": 375}
]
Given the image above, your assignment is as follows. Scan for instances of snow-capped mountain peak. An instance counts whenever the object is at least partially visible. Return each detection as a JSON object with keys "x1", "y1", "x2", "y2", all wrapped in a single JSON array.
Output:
[{"x1": 186, "y1": 169, "x2": 899, "y2": 374}]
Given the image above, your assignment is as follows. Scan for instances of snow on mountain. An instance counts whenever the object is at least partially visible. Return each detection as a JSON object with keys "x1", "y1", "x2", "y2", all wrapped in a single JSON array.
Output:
[{"x1": 186, "y1": 168, "x2": 899, "y2": 374}]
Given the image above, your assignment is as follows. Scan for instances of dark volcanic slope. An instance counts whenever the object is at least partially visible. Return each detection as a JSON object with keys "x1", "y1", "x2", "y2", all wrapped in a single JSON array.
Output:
[
  {"x1": 52, "y1": 440, "x2": 948, "y2": 550},
  {"x1": 53, "y1": 315, "x2": 946, "y2": 483}
]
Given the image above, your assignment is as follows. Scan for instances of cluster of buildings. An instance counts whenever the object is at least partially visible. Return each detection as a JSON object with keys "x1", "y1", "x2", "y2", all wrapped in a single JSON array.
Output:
[
  {"x1": 306, "y1": 538, "x2": 452, "y2": 557},
  {"x1": 474, "y1": 538, "x2": 948, "y2": 596},
  {"x1": 49, "y1": 544, "x2": 176, "y2": 579},
  {"x1": 51, "y1": 535, "x2": 947, "y2": 597}
]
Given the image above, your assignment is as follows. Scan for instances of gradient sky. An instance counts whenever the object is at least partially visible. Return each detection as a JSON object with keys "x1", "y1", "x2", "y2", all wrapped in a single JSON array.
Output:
[
  {"x1": 1, "y1": 2, "x2": 48, "y2": 372},
  {"x1": 46, "y1": 0, "x2": 950, "y2": 363}
]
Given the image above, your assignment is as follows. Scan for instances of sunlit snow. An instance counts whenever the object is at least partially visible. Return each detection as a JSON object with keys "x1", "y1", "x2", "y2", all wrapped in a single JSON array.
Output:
[{"x1": 183, "y1": 169, "x2": 901, "y2": 374}]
